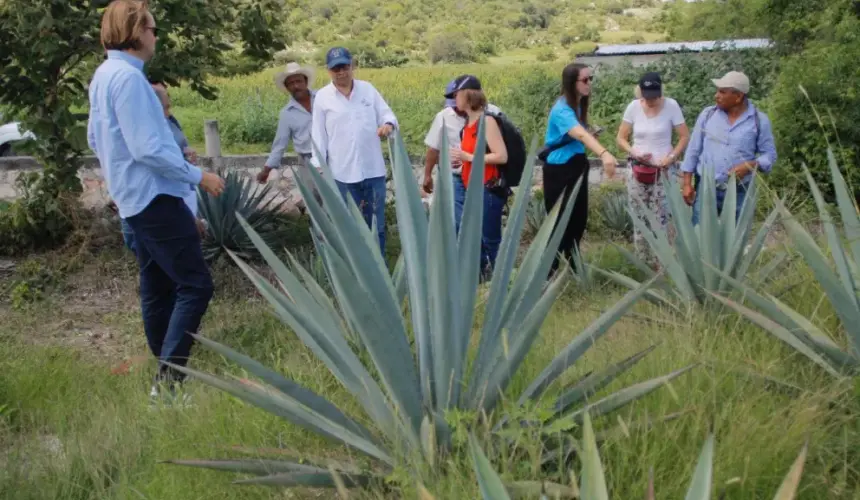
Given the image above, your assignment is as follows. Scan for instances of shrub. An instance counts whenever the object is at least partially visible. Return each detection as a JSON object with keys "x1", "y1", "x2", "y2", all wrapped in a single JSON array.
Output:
[
  {"x1": 428, "y1": 32, "x2": 479, "y2": 64},
  {"x1": 535, "y1": 47, "x2": 556, "y2": 62}
]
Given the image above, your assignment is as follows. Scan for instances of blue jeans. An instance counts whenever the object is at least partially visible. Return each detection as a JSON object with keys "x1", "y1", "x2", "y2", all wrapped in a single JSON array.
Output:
[
  {"x1": 692, "y1": 177, "x2": 748, "y2": 226},
  {"x1": 124, "y1": 195, "x2": 215, "y2": 386},
  {"x1": 453, "y1": 174, "x2": 466, "y2": 234},
  {"x1": 336, "y1": 176, "x2": 387, "y2": 254},
  {"x1": 480, "y1": 189, "x2": 507, "y2": 274},
  {"x1": 121, "y1": 218, "x2": 136, "y2": 253}
]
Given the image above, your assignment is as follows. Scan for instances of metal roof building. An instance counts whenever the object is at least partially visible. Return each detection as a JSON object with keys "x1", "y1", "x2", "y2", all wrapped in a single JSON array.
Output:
[{"x1": 582, "y1": 38, "x2": 772, "y2": 57}]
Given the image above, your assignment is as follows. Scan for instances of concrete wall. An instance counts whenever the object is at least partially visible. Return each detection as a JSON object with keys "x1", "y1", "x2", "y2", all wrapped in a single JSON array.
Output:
[{"x1": 0, "y1": 154, "x2": 621, "y2": 212}]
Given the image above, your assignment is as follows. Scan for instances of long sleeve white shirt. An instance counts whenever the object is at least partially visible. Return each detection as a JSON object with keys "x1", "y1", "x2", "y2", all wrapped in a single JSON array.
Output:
[{"x1": 310, "y1": 80, "x2": 398, "y2": 183}]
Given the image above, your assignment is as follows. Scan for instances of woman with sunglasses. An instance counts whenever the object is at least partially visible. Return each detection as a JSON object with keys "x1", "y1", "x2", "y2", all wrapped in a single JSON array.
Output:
[{"x1": 541, "y1": 63, "x2": 617, "y2": 275}]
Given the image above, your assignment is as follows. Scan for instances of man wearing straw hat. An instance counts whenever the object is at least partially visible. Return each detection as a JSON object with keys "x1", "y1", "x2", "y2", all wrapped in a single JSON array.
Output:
[{"x1": 257, "y1": 61, "x2": 318, "y2": 206}]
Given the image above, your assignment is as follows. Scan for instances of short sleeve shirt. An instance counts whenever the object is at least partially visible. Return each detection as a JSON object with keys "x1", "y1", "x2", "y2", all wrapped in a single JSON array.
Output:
[
  {"x1": 621, "y1": 97, "x2": 685, "y2": 158},
  {"x1": 544, "y1": 98, "x2": 586, "y2": 164}
]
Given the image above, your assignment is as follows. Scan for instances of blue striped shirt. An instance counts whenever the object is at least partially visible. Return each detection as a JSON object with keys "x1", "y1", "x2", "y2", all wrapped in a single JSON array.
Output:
[{"x1": 87, "y1": 51, "x2": 202, "y2": 219}]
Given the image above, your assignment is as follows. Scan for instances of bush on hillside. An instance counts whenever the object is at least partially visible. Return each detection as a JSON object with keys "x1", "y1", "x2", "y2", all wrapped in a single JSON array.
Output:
[
  {"x1": 766, "y1": 11, "x2": 860, "y2": 201},
  {"x1": 428, "y1": 32, "x2": 481, "y2": 64}
]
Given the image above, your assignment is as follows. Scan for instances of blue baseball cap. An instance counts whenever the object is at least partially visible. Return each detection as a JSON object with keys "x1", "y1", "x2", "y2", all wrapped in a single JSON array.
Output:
[
  {"x1": 444, "y1": 78, "x2": 458, "y2": 107},
  {"x1": 326, "y1": 47, "x2": 352, "y2": 69}
]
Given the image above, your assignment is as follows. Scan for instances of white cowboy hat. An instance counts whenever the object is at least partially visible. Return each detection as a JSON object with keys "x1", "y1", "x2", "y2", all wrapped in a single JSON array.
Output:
[{"x1": 273, "y1": 62, "x2": 315, "y2": 94}]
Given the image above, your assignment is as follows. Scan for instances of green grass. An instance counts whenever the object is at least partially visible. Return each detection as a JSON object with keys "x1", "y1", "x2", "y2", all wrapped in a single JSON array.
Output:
[{"x1": 0, "y1": 235, "x2": 858, "y2": 498}]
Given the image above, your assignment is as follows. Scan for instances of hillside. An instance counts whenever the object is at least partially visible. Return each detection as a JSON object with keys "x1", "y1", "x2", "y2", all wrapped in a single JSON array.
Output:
[{"x1": 272, "y1": 0, "x2": 668, "y2": 67}]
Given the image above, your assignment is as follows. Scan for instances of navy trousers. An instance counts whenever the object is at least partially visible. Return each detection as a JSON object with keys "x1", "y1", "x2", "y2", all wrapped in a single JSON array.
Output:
[{"x1": 124, "y1": 194, "x2": 214, "y2": 385}]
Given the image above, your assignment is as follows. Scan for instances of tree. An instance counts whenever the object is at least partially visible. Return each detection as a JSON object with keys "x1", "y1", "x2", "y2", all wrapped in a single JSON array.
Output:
[
  {"x1": 0, "y1": 0, "x2": 285, "y2": 254},
  {"x1": 428, "y1": 31, "x2": 479, "y2": 64}
]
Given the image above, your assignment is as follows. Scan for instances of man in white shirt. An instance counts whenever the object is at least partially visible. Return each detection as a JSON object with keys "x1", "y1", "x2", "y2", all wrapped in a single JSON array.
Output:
[
  {"x1": 311, "y1": 47, "x2": 397, "y2": 254},
  {"x1": 257, "y1": 62, "x2": 315, "y2": 193},
  {"x1": 422, "y1": 78, "x2": 501, "y2": 233}
]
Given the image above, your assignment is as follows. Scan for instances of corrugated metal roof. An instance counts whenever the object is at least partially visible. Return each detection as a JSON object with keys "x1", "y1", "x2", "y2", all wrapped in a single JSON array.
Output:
[{"x1": 588, "y1": 38, "x2": 772, "y2": 56}]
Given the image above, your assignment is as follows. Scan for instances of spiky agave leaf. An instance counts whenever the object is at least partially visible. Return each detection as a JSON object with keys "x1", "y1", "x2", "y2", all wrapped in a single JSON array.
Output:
[
  {"x1": 168, "y1": 127, "x2": 674, "y2": 490},
  {"x1": 599, "y1": 168, "x2": 778, "y2": 308},
  {"x1": 715, "y1": 149, "x2": 860, "y2": 375},
  {"x1": 197, "y1": 168, "x2": 290, "y2": 262}
]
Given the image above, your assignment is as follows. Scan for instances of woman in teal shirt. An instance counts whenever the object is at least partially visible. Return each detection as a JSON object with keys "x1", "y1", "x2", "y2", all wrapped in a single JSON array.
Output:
[{"x1": 542, "y1": 63, "x2": 618, "y2": 275}]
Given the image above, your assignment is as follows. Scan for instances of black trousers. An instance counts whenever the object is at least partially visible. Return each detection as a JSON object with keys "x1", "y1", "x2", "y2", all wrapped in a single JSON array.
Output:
[{"x1": 543, "y1": 153, "x2": 589, "y2": 273}]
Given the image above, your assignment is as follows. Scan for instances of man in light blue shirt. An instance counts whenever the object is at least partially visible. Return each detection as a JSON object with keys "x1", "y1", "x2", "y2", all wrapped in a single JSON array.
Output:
[
  {"x1": 87, "y1": 0, "x2": 225, "y2": 402},
  {"x1": 681, "y1": 71, "x2": 777, "y2": 225},
  {"x1": 120, "y1": 81, "x2": 202, "y2": 252}
]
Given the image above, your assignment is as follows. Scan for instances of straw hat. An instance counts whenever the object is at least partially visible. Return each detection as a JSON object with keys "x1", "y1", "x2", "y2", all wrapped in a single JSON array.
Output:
[{"x1": 273, "y1": 62, "x2": 315, "y2": 94}]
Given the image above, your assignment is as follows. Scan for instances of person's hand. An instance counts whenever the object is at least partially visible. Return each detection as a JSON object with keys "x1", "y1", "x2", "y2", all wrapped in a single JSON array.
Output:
[
  {"x1": 200, "y1": 171, "x2": 225, "y2": 197},
  {"x1": 377, "y1": 123, "x2": 394, "y2": 138},
  {"x1": 257, "y1": 166, "x2": 273, "y2": 184},
  {"x1": 682, "y1": 183, "x2": 696, "y2": 206},
  {"x1": 423, "y1": 174, "x2": 434, "y2": 194},
  {"x1": 195, "y1": 218, "x2": 208, "y2": 237},
  {"x1": 601, "y1": 152, "x2": 617, "y2": 179},
  {"x1": 634, "y1": 152, "x2": 653, "y2": 164},
  {"x1": 728, "y1": 161, "x2": 754, "y2": 180},
  {"x1": 450, "y1": 148, "x2": 472, "y2": 163},
  {"x1": 657, "y1": 155, "x2": 674, "y2": 169},
  {"x1": 183, "y1": 147, "x2": 198, "y2": 165}
]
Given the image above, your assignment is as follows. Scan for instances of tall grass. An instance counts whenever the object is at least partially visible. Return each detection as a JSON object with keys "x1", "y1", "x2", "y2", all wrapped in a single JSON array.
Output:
[{"x1": 0, "y1": 244, "x2": 857, "y2": 498}]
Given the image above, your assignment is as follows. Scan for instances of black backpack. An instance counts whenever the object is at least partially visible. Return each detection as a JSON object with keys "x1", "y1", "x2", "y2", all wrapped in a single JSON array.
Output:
[{"x1": 461, "y1": 111, "x2": 527, "y2": 188}]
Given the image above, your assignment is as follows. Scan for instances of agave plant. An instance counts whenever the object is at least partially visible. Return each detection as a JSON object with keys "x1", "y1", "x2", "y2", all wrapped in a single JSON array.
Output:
[
  {"x1": 598, "y1": 189, "x2": 633, "y2": 240},
  {"x1": 525, "y1": 192, "x2": 547, "y2": 237},
  {"x1": 197, "y1": 168, "x2": 291, "y2": 262},
  {"x1": 163, "y1": 121, "x2": 692, "y2": 491},
  {"x1": 598, "y1": 169, "x2": 781, "y2": 309},
  {"x1": 469, "y1": 412, "x2": 809, "y2": 499},
  {"x1": 711, "y1": 149, "x2": 860, "y2": 376}
]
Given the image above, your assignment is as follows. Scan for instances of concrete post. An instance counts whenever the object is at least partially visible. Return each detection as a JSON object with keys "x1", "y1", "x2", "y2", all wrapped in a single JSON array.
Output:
[{"x1": 204, "y1": 119, "x2": 222, "y2": 169}]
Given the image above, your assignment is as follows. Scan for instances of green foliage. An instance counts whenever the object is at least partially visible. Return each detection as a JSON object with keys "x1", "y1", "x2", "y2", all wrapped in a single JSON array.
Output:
[
  {"x1": 587, "y1": 182, "x2": 628, "y2": 240},
  {"x1": 599, "y1": 171, "x2": 780, "y2": 308},
  {"x1": 765, "y1": 1, "x2": 860, "y2": 201},
  {"x1": 3, "y1": 259, "x2": 59, "y2": 310},
  {"x1": 596, "y1": 187, "x2": 633, "y2": 240},
  {"x1": 715, "y1": 149, "x2": 860, "y2": 376},
  {"x1": 535, "y1": 47, "x2": 556, "y2": 62},
  {"x1": 0, "y1": 174, "x2": 76, "y2": 256},
  {"x1": 0, "y1": 0, "x2": 285, "y2": 254},
  {"x1": 657, "y1": 0, "x2": 768, "y2": 41},
  {"x1": 428, "y1": 31, "x2": 481, "y2": 64},
  {"x1": 164, "y1": 128, "x2": 690, "y2": 490},
  {"x1": 467, "y1": 412, "x2": 809, "y2": 499},
  {"x1": 196, "y1": 169, "x2": 291, "y2": 262}
]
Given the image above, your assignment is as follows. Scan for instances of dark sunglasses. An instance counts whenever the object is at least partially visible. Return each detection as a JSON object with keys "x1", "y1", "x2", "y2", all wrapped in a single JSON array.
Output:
[
  {"x1": 578, "y1": 76, "x2": 594, "y2": 83},
  {"x1": 146, "y1": 26, "x2": 159, "y2": 37}
]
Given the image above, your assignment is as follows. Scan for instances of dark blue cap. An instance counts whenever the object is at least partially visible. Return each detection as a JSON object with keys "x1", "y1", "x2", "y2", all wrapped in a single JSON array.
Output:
[
  {"x1": 444, "y1": 78, "x2": 458, "y2": 107},
  {"x1": 326, "y1": 47, "x2": 352, "y2": 69}
]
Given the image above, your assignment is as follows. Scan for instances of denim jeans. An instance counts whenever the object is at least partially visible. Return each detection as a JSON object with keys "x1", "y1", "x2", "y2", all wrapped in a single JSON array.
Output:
[
  {"x1": 336, "y1": 176, "x2": 387, "y2": 254},
  {"x1": 453, "y1": 174, "x2": 466, "y2": 235},
  {"x1": 124, "y1": 195, "x2": 215, "y2": 386},
  {"x1": 480, "y1": 189, "x2": 507, "y2": 274},
  {"x1": 121, "y1": 217, "x2": 136, "y2": 253},
  {"x1": 692, "y1": 178, "x2": 748, "y2": 226}
]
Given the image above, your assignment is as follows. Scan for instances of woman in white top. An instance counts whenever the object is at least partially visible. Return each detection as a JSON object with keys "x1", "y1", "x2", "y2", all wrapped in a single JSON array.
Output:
[{"x1": 616, "y1": 72, "x2": 690, "y2": 269}]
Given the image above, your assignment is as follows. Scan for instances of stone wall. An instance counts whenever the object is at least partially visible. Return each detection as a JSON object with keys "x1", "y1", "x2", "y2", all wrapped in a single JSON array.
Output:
[{"x1": 0, "y1": 154, "x2": 620, "y2": 212}]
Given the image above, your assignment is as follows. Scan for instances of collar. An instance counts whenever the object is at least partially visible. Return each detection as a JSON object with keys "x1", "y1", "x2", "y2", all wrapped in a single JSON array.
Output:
[
  {"x1": 107, "y1": 50, "x2": 145, "y2": 71},
  {"x1": 287, "y1": 90, "x2": 316, "y2": 111}
]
